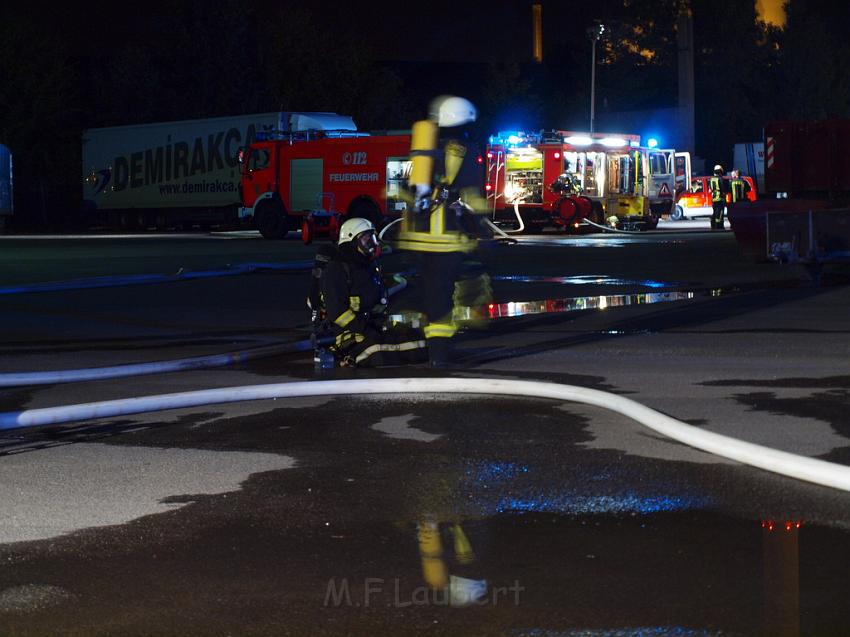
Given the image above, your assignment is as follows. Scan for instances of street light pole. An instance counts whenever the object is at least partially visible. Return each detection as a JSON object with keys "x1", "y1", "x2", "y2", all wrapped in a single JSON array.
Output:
[
  {"x1": 590, "y1": 36, "x2": 597, "y2": 133},
  {"x1": 587, "y1": 22, "x2": 606, "y2": 134}
]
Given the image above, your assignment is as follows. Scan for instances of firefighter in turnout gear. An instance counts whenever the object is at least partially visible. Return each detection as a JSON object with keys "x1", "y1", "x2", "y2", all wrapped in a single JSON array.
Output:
[
  {"x1": 313, "y1": 217, "x2": 428, "y2": 368},
  {"x1": 397, "y1": 95, "x2": 492, "y2": 368},
  {"x1": 729, "y1": 168, "x2": 751, "y2": 203},
  {"x1": 709, "y1": 164, "x2": 730, "y2": 230}
]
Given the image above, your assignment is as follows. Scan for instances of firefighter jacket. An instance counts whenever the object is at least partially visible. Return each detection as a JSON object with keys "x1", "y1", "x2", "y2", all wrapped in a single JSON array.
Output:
[
  {"x1": 320, "y1": 247, "x2": 388, "y2": 353},
  {"x1": 730, "y1": 178, "x2": 750, "y2": 202},
  {"x1": 397, "y1": 133, "x2": 486, "y2": 254},
  {"x1": 709, "y1": 176, "x2": 729, "y2": 203}
]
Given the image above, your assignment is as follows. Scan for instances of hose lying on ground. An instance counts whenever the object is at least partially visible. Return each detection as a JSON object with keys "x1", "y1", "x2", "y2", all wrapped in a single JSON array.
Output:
[
  {"x1": 2, "y1": 377, "x2": 849, "y2": 493},
  {"x1": 0, "y1": 261, "x2": 313, "y2": 296},
  {"x1": 579, "y1": 217, "x2": 649, "y2": 235},
  {"x1": 0, "y1": 274, "x2": 409, "y2": 387}
]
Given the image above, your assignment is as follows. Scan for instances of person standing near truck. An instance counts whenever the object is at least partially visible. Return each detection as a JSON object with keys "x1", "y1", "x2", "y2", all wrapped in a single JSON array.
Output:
[
  {"x1": 709, "y1": 164, "x2": 730, "y2": 230},
  {"x1": 729, "y1": 168, "x2": 752, "y2": 203},
  {"x1": 396, "y1": 95, "x2": 492, "y2": 368}
]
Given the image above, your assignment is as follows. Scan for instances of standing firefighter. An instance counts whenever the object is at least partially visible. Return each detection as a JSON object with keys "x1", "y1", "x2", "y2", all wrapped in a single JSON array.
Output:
[
  {"x1": 709, "y1": 164, "x2": 730, "y2": 230},
  {"x1": 312, "y1": 217, "x2": 428, "y2": 368},
  {"x1": 396, "y1": 95, "x2": 492, "y2": 368},
  {"x1": 729, "y1": 168, "x2": 751, "y2": 203}
]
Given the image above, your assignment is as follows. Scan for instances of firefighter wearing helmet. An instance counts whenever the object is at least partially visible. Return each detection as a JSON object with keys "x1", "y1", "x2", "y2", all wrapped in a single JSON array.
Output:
[
  {"x1": 709, "y1": 164, "x2": 730, "y2": 230},
  {"x1": 396, "y1": 95, "x2": 492, "y2": 368},
  {"x1": 312, "y1": 217, "x2": 428, "y2": 368}
]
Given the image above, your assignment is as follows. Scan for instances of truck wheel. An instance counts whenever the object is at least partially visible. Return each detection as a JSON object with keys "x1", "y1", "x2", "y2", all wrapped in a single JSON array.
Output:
[
  {"x1": 671, "y1": 205, "x2": 684, "y2": 221},
  {"x1": 255, "y1": 200, "x2": 288, "y2": 239},
  {"x1": 348, "y1": 199, "x2": 382, "y2": 228},
  {"x1": 588, "y1": 201, "x2": 605, "y2": 226},
  {"x1": 643, "y1": 211, "x2": 659, "y2": 230}
]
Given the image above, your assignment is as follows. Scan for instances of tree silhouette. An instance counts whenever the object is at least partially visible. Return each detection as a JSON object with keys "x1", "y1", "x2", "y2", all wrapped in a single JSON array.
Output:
[{"x1": 777, "y1": 0, "x2": 850, "y2": 119}]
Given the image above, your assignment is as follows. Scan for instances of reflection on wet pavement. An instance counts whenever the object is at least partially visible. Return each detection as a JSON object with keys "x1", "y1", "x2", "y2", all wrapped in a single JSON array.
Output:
[
  {"x1": 484, "y1": 291, "x2": 698, "y2": 319},
  {"x1": 492, "y1": 275, "x2": 675, "y2": 288}
]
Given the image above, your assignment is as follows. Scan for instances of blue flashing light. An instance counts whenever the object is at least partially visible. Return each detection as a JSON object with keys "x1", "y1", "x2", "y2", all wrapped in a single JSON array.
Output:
[
  {"x1": 647, "y1": 137, "x2": 659, "y2": 148},
  {"x1": 507, "y1": 135, "x2": 522, "y2": 145}
]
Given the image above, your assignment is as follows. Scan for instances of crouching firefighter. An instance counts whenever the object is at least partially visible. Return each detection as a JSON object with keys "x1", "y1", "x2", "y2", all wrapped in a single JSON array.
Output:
[
  {"x1": 309, "y1": 217, "x2": 428, "y2": 368},
  {"x1": 395, "y1": 95, "x2": 493, "y2": 368}
]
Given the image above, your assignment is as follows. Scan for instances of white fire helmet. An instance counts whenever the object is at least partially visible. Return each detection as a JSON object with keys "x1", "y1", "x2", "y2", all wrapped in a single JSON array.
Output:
[
  {"x1": 338, "y1": 217, "x2": 380, "y2": 259},
  {"x1": 713, "y1": 164, "x2": 723, "y2": 173},
  {"x1": 429, "y1": 95, "x2": 477, "y2": 128}
]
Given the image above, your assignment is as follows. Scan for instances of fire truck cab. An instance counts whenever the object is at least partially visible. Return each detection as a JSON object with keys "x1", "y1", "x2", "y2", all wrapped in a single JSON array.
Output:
[
  {"x1": 486, "y1": 130, "x2": 691, "y2": 232},
  {"x1": 239, "y1": 123, "x2": 412, "y2": 241}
]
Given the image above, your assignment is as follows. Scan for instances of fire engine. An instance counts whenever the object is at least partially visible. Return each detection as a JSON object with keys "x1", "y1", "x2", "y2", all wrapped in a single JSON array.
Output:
[
  {"x1": 239, "y1": 126, "x2": 412, "y2": 241},
  {"x1": 485, "y1": 130, "x2": 691, "y2": 232}
]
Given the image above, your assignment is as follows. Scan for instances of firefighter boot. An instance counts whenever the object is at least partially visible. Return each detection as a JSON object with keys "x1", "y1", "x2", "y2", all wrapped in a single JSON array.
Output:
[
  {"x1": 450, "y1": 524, "x2": 476, "y2": 565},
  {"x1": 417, "y1": 521, "x2": 448, "y2": 590}
]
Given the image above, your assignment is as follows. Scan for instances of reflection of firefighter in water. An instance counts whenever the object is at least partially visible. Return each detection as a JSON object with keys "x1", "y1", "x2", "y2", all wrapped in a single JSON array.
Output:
[
  {"x1": 396, "y1": 95, "x2": 493, "y2": 368},
  {"x1": 416, "y1": 518, "x2": 488, "y2": 606}
]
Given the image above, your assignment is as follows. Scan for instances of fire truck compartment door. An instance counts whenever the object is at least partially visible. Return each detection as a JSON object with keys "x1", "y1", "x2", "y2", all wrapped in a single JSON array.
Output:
[
  {"x1": 645, "y1": 151, "x2": 673, "y2": 198},
  {"x1": 290, "y1": 159, "x2": 324, "y2": 211},
  {"x1": 675, "y1": 152, "x2": 692, "y2": 194}
]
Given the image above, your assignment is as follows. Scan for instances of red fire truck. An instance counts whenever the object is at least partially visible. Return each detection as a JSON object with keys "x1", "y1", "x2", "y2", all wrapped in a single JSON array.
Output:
[
  {"x1": 728, "y1": 118, "x2": 850, "y2": 264},
  {"x1": 239, "y1": 128, "x2": 412, "y2": 240},
  {"x1": 485, "y1": 130, "x2": 691, "y2": 232}
]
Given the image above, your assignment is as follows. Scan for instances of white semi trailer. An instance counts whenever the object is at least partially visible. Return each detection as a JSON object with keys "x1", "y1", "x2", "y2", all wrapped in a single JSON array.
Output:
[
  {"x1": 82, "y1": 111, "x2": 354, "y2": 231},
  {"x1": 732, "y1": 142, "x2": 765, "y2": 193}
]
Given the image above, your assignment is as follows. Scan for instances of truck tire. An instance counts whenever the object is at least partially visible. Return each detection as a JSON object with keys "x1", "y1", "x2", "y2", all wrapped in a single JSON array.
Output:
[
  {"x1": 643, "y1": 211, "x2": 659, "y2": 230},
  {"x1": 589, "y1": 201, "x2": 605, "y2": 225},
  {"x1": 671, "y1": 205, "x2": 684, "y2": 221},
  {"x1": 255, "y1": 200, "x2": 288, "y2": 239},
  {"x1": 348, "y1": 198, "x2": 382, "y2": 228}
]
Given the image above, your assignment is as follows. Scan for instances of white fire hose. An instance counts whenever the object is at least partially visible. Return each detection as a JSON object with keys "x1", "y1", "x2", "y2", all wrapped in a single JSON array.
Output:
[{"x1": 3, "y1": 377, "x2": 850, "y2": 493}]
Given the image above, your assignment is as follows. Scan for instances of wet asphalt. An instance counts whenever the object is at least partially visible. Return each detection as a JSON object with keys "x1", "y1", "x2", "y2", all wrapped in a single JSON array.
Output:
[{"x1": 1, "y1": 225, "x2": 850, "y2": 636}]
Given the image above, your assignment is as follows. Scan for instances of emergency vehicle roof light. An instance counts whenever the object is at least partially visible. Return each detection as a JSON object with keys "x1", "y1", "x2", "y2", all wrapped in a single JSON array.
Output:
[
  {"x1": 600, "y1": 137, "x2": 628, "y2": 147},
  {"x1": 647, "y1": 137, "x2": 659, "y2": 148},
  {"x1": 491, "y1": 131, "x2": 540, "y2": 147},
  {"x1": 289, "y1": 113, "x2": 357, "y2": 132},
  {"x1": 564, "y1": 136, "x2": 593, "y2": 146}
]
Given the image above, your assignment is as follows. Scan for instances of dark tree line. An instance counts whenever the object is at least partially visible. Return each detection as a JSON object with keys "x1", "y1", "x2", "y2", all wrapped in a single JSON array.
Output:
[{"x1": 0, "y1": 0, "x2": 847, "y2": 230}]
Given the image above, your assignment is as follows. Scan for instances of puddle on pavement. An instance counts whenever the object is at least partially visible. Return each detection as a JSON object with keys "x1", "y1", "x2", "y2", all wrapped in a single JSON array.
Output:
[
  {"x1": 324, "y1": 510, "x2": 849, "y2": 636},
  {"x1": 514, "y1": 237, "x2": 688, "y2": 248},
  {"x1": 492, "y1": 275, "x2": 676, "y2": 288}
]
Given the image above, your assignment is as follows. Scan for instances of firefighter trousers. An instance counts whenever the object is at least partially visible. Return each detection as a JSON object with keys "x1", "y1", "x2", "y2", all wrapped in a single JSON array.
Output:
[
  {"x1": 711, "y1": 202, "x2": 726, "y2": 229},
  {"x1": 336, "y1": 325, "x2": 428, "y2": 368}
]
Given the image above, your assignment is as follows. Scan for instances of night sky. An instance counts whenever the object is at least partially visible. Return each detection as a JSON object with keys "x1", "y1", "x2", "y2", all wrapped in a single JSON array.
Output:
[{"x1": 1, "y1": 0, "x2": 848, "y2": 227}]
